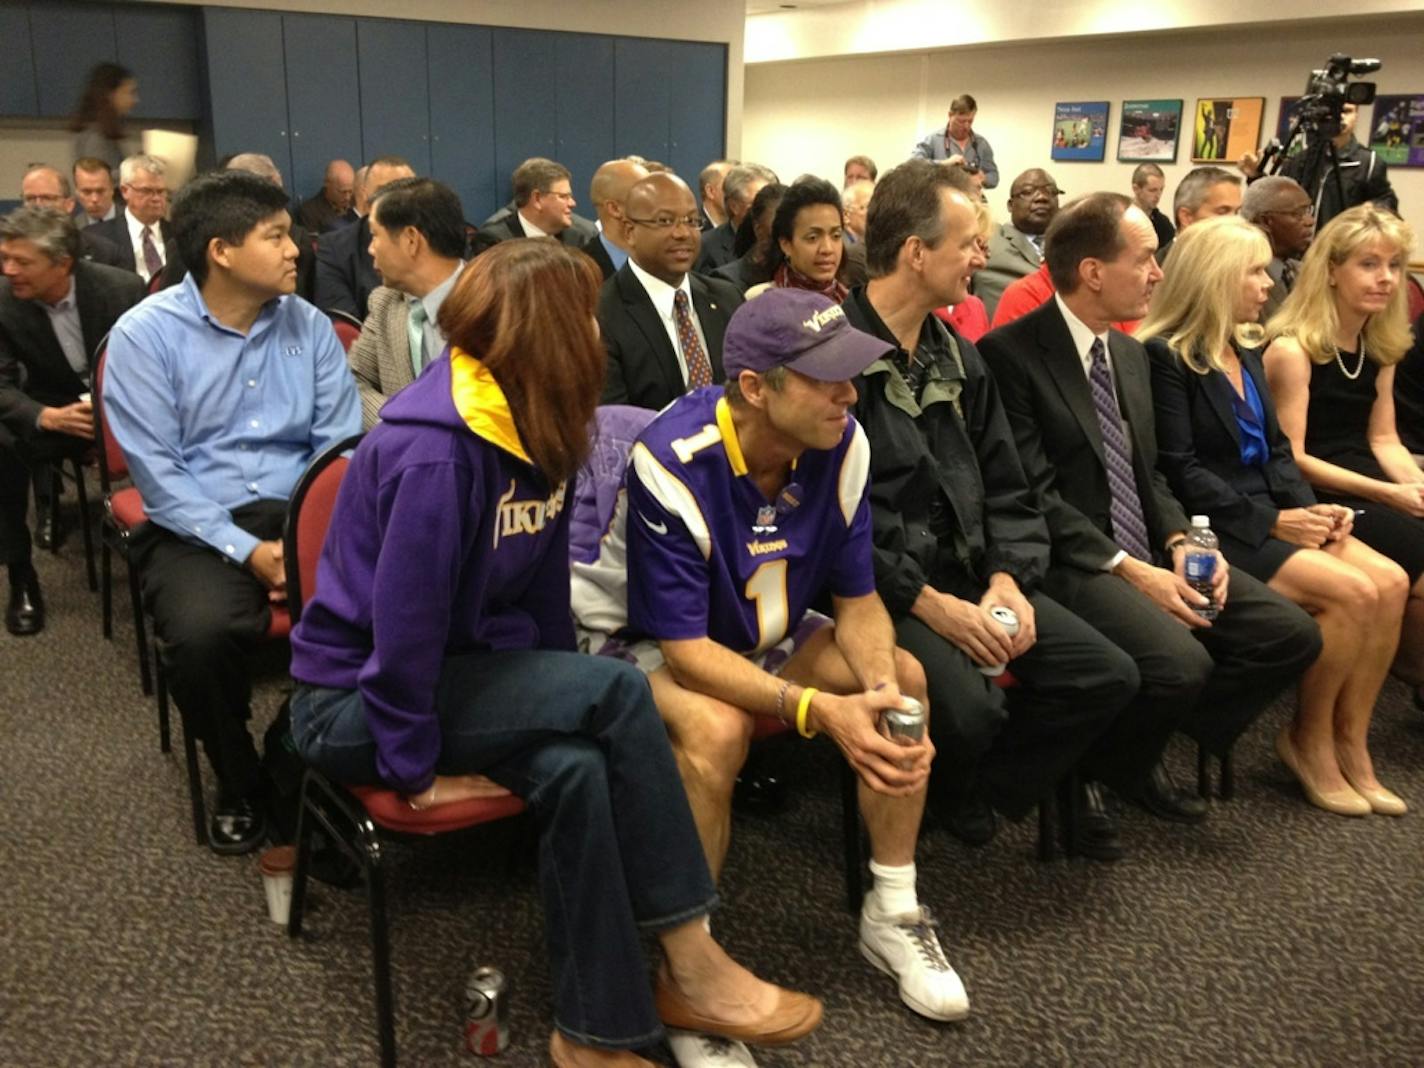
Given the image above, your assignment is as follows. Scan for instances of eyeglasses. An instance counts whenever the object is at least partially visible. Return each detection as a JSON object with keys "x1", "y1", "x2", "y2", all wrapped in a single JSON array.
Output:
[
  {"x1": 543, "y1": 190, "x2": 575, "y2": 202},
  {"x1": 126, "y1": 185, "x2": 168, "y2": 199},
  {"x1": 1262, "y1": 204, "x2": 1315, "y2": 219},
  {"x1": 1010, "y1": 185, "x2": 1063, "y2": 200},
  {"x1": 22, "y1": 194, "x2": 66, "y2": 206},
  {"x1": 627, "y1": 214, "x2": 702, "y2": 231}
]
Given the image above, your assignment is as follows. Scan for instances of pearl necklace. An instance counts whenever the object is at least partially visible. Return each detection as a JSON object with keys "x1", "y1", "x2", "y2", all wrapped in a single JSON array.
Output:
[{"x1": 1335, "y1": 336, "x2": 1367, "y2": 381}]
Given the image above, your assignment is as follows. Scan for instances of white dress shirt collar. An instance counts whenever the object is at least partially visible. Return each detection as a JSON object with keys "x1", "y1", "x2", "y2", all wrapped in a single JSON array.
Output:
[
  {"x1": 516, "y1": 210, "x2": 550, "y2": 239},
  {"x1": 1054, "y1": 293, "x2": 1113, "y2": 377}
]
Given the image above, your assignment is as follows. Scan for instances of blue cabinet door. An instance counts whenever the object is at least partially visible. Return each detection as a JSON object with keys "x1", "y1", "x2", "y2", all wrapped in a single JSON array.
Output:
[
  {"x1": 282, "y1": 13, "x2": 363, "y2": 202},
  {"x1": 554, "y1": 32, "x2": 614, "y2": 204},
  {"x1": 490, "y1": 27, "x2": 557, "y2": 203},
  {"x1": 357, "y1": 18, "x2": 430, "y2": 175},
  {"x1": 612, "y1": 38, "x2": 670, "y2": 164},
  {"x1": 666, "y1": 42, "x2": 726, "y2": 185},
  {"x1": 114, "y1": 4, "x2": 200, "y2": 120},
  {"x1": 29, "y1": 0, "x2": 117, "y2": 118},
  {"x1": 202, "y1": 8, "x2": 291, "y2": 183},
  {"x1": 427, "y1": 23, "x2": 497, "y2": 221},
  {"x1": 0, "y1": 3, "x2": 38, "y2": 117}
]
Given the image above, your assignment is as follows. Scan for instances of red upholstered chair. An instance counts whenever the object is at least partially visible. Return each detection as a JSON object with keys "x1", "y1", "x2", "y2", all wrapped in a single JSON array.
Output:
[
  {"x1": 281, "y1": 434, "x2": 527, "y2": 1068},
  {"x1": 93, "y1": 343, "x2": 153, "y2": 694},
  {"x1": 1407, "y1": 273, "x2": 1424, "y2": 325},
  {"x1": 325, "y1": 308, "x2": 363, "y2": 353}
]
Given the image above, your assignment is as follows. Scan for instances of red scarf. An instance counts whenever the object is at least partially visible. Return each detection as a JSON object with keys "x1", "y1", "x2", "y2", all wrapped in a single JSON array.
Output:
[{"x1": 773, "y1": 261, "x2": 848, "y2": 304}]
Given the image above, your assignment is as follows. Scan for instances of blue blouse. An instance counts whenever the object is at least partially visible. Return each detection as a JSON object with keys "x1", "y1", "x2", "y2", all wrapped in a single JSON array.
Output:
[{"x1": 1230, "y1": 367, "x2": 1270, "y2": 467}]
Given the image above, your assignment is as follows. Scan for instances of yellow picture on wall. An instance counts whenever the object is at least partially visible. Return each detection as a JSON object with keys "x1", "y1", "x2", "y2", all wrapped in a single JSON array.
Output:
[{"x1": 1192, "y1": 97, "x2": 1265, "y2": 163}]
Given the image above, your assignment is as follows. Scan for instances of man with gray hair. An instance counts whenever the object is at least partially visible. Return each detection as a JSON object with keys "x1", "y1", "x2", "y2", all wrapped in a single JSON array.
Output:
[
  {"x1": 697, "y1": 159, "x2": 736, "y2": 231},
  {"x1": 0, "y1": 207, "x2": 145, "y2": 632},
  {"x1": 1157, "y1": 165, "x2": 1242, "y2": 265},
  {"x1": 696, "y1": 162, "x2": 778, "y2": 272},
  {"x1": 20, "y1": 165, "x2": 121, "y2": 266},
  {"x1": 88, "y1": 153, "x2": 177, "y2": 285},
  {"x1": 1240, "y1": 175, "x2": 1315, "y2": 320}
]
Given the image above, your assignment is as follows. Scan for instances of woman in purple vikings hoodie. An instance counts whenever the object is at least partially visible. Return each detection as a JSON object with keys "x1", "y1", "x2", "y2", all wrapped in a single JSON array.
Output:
[{"x1": 288, "y1": 241, "x2": 821, "y2": 1067}]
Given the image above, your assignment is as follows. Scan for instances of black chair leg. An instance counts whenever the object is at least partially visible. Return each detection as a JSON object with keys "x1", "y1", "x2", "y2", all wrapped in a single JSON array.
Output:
[
  {"x1": 1057, "y1": 774, "x2": 1079, "y2": 858},
  {"x1": 101, "y1": 538, "x2": 113, "y2": 639},
  {"x1": 367, "y1": 853, "x2": 398, "y2": 1068},
  {"x1": 1037, "y1": 791, "x2": 1057, "y2": 862},
  {"x1": 840, "y1": 761, "x2": 863, "y2": 915},
  {"x1": 71, "y1": 459, "x2": 96, "y2": 592},
  {"x1": 288, "y1": 777, "x2": 313, "y2": 938},
  {"x1": 1197, "y1": 744, "x2": 1211, "y2": 799},
  {"x1": 47, "y1": 466, "x2": 60, "y2": 555},
  {"x1": 155, "y1": 638, "x2": 170, "y2": 753},
  {"x1": 1220, "y1": 747, "x2": 1235, "y2": 801},
  {"x1": 131, "y1": 566, "x2": 152, "y2": 696}
]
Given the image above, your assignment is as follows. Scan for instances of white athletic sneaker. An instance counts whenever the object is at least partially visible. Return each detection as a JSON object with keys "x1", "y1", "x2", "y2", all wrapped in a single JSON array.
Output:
[
  {"x1": 666, "y1": 1029, "x2": 758, "y2": 1068},
  {"x1": 859, "y1": 903, "x2": 971, "y2": 1021}
]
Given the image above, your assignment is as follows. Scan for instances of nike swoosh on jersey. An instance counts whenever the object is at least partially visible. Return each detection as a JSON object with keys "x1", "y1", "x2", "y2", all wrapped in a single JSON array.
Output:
[{"x1": 639, "y1": 512, "x2": 669, "y2": 535}]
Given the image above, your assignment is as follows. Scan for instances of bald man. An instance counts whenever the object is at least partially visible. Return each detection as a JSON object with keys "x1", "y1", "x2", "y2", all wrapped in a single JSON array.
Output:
[
  {"x1": 314, "y1": 155, "x2": 416, "y2": 320},
  {"x1": 19, "y1": 166, "x2": 122, "y2": 267},
  {"x1": 597, "y1": 173, "x2": 743, "y2": 410},
  {"x1": 298, "y1": 159, "x2": 358, "y2": 234},
  {"x1": 580, "y1": 158, "x2": 650, "y2": 280}
]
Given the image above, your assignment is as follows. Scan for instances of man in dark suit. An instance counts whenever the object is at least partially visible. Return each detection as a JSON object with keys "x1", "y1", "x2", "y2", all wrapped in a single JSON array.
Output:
[
  {"x1": 0, "y1": 207, "x2": 145, "y2": 634},
  {"x1": 296, "y1": 158, "x2": 358, "y2": 234},
  {"x1": 978, "y1": 193, "x2": 1320, "y2": 832},
  {"x1": 579, "y1": 158, "x2": 649, "y2": 281},
  {"x1": 20, "y1": 165, "x2": 123, "y2": 267},
  {"x1": 87, "y1": 155, "x2": 180, "y2": 287},
  {"x1": 313, "y1": 155, "x2": 415, "y2": 320},
  {"x1": 471, "y1": 157, "x2": 585, "y2": 255},
  {"x1": 598, "y1": 173, "x2": 742, "y2": 410},
  {"x1": 695, "y1": 163, "x2": 778, "y2": 273},
  {"x1": 697, "y1": 159, "x2": 735, "y2": 231},
  {"x1": 974, "y1": 168, "x2": 1059, "y2": 320},
  {"x1": 1240, "y1": 176, "x2": 1315, "y2": 322}
]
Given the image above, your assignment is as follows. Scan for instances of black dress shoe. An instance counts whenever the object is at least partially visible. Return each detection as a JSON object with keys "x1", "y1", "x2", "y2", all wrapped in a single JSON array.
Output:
[
  {"x1": 34, "y1": 500, "x2": 64, "y2": 551},
  {"x1": 209, "y1": 797, "x2": 268, "y2": 855},
  {"x1": 938, "y1": 792, "x2": 999, "y2": 847},
  {"x1": 1120, "y1": 763, "x2": 1209, "y2": 824},
  {"x1": 1070, "y1": 782, "x2": 1125, "y2": 862},
  {"x1": 6, "y1": 569, "x2": 44, "y2": 636}
]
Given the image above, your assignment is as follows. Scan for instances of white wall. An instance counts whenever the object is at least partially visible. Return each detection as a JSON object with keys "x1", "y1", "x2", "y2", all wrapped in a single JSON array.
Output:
[{"x1": 743, "y1": 17, "x2": 1424, "y2": 232}]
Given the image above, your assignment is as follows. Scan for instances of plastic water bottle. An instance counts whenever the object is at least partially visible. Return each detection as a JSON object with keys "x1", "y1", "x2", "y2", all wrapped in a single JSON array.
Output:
[{"x1": 1184, "y1": 515, "x2": 1219, "y2": 621}]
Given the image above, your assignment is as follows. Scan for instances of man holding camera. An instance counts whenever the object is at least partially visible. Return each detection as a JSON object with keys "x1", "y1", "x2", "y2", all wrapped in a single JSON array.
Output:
[{"x1": 911, "y1": 94, "x2": 999, "y2": 190}]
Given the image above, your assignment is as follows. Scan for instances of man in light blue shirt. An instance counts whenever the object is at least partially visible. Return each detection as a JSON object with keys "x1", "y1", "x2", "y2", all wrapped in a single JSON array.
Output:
[
  {"x1": 910, "y1": 93, "x2": 999, "y2": 191},
  {"x1": 105, "y1": 171, "x2": 360, "y2": 854}
]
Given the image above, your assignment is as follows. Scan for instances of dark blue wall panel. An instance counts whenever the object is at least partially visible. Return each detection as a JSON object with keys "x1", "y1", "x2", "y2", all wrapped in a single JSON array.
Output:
[
  {"x1": 427, "y1": 23, "x2": 497, "y2": 221},
  {"x1": 0, "y1": 4, "x2": 38, "y2": 116},
  {"x1": 202, "y1": 8, "x2": 291, "y2": 182},
  {"x1": 114, "y1": 5, "x2": 199, "y2": 120},
  {"x1": 357, "y1": 19, "x2": 430, "y2": 175},
  {"x1": 282, "y1": 13, "x2": 363, "y2": 202},
  {"x1": 667, "y1": 42, "x2": 726, "y2": 186},
  {"x1": 554, "y1": 32, "x2": 614, "y2": 204},
  {"x1": 30, "y1": 0, "x2": 116, "y2": 118},
  {"x1": 491, "y1": 28, "x2": 557, "y2": 203},
  {"x1": 612, "y1": 38, "x2": 670, "y2": 164}
]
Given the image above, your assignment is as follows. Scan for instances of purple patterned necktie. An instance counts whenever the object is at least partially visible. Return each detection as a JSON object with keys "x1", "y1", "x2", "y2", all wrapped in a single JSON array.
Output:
[
  {"x1": 673, "y1": 290, "x2": 712, "y2": 389},
  {"x1": 1087, "y1": 338, "x2": 1153, "y2": 560},
  {"x1": 141, "y1": 226, "x2": 163, "y2": 279}
]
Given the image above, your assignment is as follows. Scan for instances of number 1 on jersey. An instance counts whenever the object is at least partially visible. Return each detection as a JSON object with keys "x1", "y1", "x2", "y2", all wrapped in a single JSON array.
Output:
[{"x1": 745, "y1": 559, "x2": 789, "y2": 654}]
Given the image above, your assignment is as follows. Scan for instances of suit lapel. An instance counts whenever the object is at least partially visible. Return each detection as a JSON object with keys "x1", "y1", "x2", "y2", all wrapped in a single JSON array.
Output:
[
  {"x1": 1038, "y1": 305, "x2": 1106, "y2": 467},
  {"x1": 1107, "y1": 332, "x2": 1156, "y2": 460},
  {"x1": 72, "y1": 265, "x2": 109, "y2": 366},
  {"x1": 690, "y1": 277, "x2": 726, "y2": 381},
  {"x1": 619, "y1": 268, "x2": 681, "y2": 399},
  {"x1": 13, "y1": 298, "x2": 75, "y2": 383},
  {"x1": 386, "y1": 296, "x2": 416, "y2": 390},
  {"x1": 1199, "y1": 361, "x2": 1243, "y2": 446},
  {"x1": 1006, "y1": 224, "x2": 1040, "y2": 267}
]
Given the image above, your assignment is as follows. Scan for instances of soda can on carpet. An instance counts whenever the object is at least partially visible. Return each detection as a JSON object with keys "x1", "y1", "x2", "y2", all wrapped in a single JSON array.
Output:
[
  {"x1": 464, "y1": 965, "x2": 509, "y2": 1056},
  {"x1": 979, "y1": 606, "x2": 1020, "y2": 678},
  {"x1": 880, "y1": 697, "x2": 926, "y2": 745}
]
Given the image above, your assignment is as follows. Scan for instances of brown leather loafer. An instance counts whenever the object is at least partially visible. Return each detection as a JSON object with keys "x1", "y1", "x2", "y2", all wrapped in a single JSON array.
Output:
[{"x1": 654, "y1": 980, "x2": 823, "y2": 1047}]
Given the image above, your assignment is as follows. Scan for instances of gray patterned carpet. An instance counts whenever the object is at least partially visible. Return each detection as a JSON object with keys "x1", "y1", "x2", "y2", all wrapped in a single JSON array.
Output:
[{"x1": 4, "y1": 496, "x2": 1424, "y2": 1067}]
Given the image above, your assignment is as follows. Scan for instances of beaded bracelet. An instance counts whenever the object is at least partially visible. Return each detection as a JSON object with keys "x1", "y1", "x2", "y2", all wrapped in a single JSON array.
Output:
[{"x1": 774, "y1": 679, "x2": 792, "y2": 726}]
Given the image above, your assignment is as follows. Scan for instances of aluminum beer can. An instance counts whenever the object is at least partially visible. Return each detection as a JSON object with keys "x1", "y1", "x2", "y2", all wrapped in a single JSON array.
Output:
[
  {"x1": 464, "y1": 965, "x2": 509, "y2": 1056},
  {"x1": 978, "y1": 606, "x2": 1020, "y2": 678},
  {"x1": 880, "y1": 697, "x2": 926, "y2": 745}
]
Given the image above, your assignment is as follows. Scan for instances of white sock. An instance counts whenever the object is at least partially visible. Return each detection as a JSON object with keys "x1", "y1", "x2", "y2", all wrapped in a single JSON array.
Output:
[{"x1": 867, "y1": 859, "x2": 918, "y2": 917}]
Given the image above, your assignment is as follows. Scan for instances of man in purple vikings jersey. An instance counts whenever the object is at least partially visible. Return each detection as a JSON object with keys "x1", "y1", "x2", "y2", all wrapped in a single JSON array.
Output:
[{"x1": 573, "y1": 290, "x2": 971, "y2": 1065}]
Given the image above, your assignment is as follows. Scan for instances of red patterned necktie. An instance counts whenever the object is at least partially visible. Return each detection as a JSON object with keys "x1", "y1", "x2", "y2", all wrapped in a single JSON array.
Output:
[
  {"x1": 673, "y1": 289, "x2": 713, "y2": 389},
  {"x1": 141, "y1": 226, "x2": 163, "y2": 279}
]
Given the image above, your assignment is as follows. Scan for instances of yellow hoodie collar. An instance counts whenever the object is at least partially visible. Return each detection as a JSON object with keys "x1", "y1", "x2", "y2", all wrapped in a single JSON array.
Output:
[{"x1": 450, "y1": 347, "x2": 531, "y2": 464}]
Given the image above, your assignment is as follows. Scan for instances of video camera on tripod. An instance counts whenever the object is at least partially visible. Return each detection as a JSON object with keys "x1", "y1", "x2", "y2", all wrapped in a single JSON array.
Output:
[{"x1": 1255, "y1": 54, "x2": 1381, "y2": 218}]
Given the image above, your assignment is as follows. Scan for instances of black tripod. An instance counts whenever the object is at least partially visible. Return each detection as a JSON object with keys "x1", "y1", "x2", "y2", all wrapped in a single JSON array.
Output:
[{"x1": 1258, "y1": 107, "x2": 1350, "y2": 219}]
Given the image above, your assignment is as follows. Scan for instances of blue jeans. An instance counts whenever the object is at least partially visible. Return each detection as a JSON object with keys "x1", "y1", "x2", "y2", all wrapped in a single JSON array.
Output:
[{"x1": 290, "y1": 651, "x2": 718, "y2": 1050}]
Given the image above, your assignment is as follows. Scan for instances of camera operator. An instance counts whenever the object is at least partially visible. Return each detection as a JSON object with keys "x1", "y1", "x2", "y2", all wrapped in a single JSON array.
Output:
[
  {"x1": 1242, "y1": 100, "x2": 1397, "y2": 229},
  {"x1": 911, "y1": 94, "x2": 999, "y2": 190}
]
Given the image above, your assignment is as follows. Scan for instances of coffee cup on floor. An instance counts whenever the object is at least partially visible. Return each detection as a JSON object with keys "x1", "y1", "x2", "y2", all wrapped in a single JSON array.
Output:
[{"x1": 258, "y1": 845, "x2": 296, "y2": 925}]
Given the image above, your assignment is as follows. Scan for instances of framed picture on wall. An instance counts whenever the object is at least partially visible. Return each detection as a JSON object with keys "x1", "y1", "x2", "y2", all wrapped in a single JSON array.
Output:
[
  {"x1": 1368, "y1": 94, "x2": 1424, "y2": 167},
  {"x1": 1191, "y1": 96, "x2": 1264, "y2": 162},
  {"x1": 1116, "y1": 99, "x2": 1183, "y2": 162},
  {"x1": 1051, "y1": 101, "x2": 1110, "y2": 162}
]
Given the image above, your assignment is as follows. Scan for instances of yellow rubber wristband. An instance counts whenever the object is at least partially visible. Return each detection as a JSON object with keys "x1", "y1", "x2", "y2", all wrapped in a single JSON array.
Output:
[{"x1": 796, "y1": 687, "x2": 819, "y2": 739}]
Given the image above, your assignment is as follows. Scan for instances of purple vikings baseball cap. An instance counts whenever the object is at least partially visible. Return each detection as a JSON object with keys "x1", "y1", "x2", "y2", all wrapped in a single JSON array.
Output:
[{"x1": 722, "y1": 288, "x2": 893, "y2": 382}]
